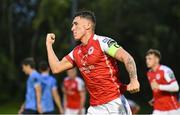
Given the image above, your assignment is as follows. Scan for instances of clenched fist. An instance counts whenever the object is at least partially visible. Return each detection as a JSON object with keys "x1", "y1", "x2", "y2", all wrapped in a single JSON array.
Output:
[
  {"x1": 127, "y1": 78, "x2": 140, "y2": 93},
  {"x1": 46, "y1": 33, "x2": 56, "y2": 46}
]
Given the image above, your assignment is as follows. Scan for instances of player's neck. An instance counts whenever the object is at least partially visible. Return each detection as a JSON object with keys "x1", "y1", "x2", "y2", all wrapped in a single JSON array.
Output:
[
  {"x1": 28, "y1": 69, "x2": 35, "y2": 75},
  {"x1": 70, "y1": 76, "x2": 76, "y2": 79},
  {"x1": 152, "y1": 64, "x2": 160, "y2": 71},
  {"x1": 41, "y1": 71, "x2": 49, "y2": 76},
  {"x1": 81, "y1": 31, "x2": 94, "y2": 45}
]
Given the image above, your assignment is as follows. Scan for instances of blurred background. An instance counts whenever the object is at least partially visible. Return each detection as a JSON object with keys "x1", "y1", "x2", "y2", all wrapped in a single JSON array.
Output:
[{"x1": 0, "y1": 0, "x2": 180, "y2": 114}]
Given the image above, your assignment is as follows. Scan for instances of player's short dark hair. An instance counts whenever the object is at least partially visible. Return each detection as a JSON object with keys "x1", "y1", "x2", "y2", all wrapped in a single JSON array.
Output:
[
  {"x1": 21, "y1": 57, "x2": 35, "y2": 69},
  {"x1": 38, "y1": 61, "x2": 49, "y2": 72},
  {"x1": 146, "y1": 49, "x2": 161, "y2": 60},
  {"x1": 73, "y1": 10, "x2": 96, "y2": 30}
]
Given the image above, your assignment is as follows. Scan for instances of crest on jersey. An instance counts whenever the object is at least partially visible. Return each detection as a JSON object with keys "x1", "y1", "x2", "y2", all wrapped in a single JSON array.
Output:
[
  {"x1": 88, "y1": 46, "x2": 94, "y2": 55},
  {"x1": 156, "y1": 74, "x2": 161, "y2": 80}
]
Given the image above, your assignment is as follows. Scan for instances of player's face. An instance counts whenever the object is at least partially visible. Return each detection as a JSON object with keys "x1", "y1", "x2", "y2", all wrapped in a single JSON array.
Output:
[
  {"x1": 22, "y1": 65, "x2": 30, "y2": 75},
  {"x1": 67, "y1": 68, "x2": 77, "y2": 78},
  {"x1": 146, "y1": 54, "x2": 159, "y2": 68},
  {"x1": 71, "y1": 16, "x2": 88, "y2": 40}
]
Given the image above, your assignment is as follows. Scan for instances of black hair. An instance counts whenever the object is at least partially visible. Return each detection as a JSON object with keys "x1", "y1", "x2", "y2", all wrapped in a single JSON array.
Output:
[
  {"x1": 38, "y1": 61, "x2": 49, "y2": 72},
  {"x1": 146, "y1": 49, "x2": 161, "y2": 60},
  {"x1": 73, "y1": 10, "x2": 96, "y2": 30},
  {"x1": 21, "y1": 57, "x2": 35, "y2": 69}
]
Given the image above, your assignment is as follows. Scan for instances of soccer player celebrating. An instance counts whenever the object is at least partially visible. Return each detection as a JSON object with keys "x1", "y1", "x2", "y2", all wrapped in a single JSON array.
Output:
[
  {"x1": 38, "y1": 61, "x2": 64, "y2": 114},
  {"x1": 46, "y1": 10, "x2": 140, "y2": 114},
  {"x1": 146, "y1": 49, "x2": 180, "y2": 114},
  {"x1": 62, "y1": 68, "x2": 86, "y2": 115},
  {"x1": 18, "y1": 58, "x2": 42, "y2": 114}
]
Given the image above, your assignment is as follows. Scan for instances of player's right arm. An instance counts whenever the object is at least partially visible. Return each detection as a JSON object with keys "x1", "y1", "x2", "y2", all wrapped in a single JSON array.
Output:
[
  {"x1": 18, "y1": 103, "x2": 24, "y2": 115},
  {"x1": 62, "y1": 86, "x2": 67, "y2": 110},
  {"x1": 158, "y1": 68, "x2": 179, "y2": 92},
  {"x1": 46, "y1": 33, "x2": 73, "y2": 74}
]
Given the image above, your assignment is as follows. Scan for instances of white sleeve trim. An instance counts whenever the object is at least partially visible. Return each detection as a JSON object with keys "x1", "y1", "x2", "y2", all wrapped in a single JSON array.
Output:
[
  {"x1": 161, "y1": 65, "x2": 175, "y2": 83},
  {"x1": 52, "y1": 87, "x2": 57, "y2": 90},
  {"x1": 34, "y1": 83, "x2": 40, "y2": 88},
  {"x1": 76, "y1": 77, "x2": 85, "y2": 91},
  {"x1": 159, "y1": 81, "x2": 179, "y2": 92},
  {"x1": 69, "y1": 50, "x2": 74, "y2": 60}
]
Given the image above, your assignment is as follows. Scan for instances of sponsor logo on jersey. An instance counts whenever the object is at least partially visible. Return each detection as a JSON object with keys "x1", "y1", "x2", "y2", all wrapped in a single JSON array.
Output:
[
  {"x1": 107, "y1": 39, "x2": 116, "y2": 47},
  {"x1": 102, "y1": 38, "x2": 109, "y2": 43},
  {"x1": 102, "y1": 37, "x2": 116, "y2": 47}
]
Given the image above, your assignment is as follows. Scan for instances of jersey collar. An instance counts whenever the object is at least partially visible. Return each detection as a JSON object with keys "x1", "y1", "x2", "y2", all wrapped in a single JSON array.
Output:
[
  {"x1": 152, "y1": 65, "x2": 161, "y2": 72},
  {"x1": 82, "y1": 34, "x2": 94, "y2": 46}
]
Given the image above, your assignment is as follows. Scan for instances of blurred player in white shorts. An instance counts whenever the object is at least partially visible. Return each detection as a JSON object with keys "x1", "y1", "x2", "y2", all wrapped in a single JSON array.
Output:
[{"x1": 146, "y1": 49, "x2": 180, "y2": 115}]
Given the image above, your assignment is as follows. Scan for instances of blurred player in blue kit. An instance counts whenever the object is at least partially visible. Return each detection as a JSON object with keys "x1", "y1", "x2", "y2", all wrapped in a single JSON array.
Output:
[
  {"x1": 19, "y1": 58, "x2": 42, "y2": 114},
  {"x1": 38, "y1": 61, "x2": 64, "y2": 114}
]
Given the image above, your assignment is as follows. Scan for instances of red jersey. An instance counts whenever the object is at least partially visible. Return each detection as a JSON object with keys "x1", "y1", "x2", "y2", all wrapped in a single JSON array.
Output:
[
  {"x1": 65, "y1": 34, "x2": 123, "y2": 106},
  {"x1": 63, "y1": 76, "x2": 84, "y2": 109},
  {"x1": 147, "y1": 65, "x2": 180, "y2": 111}
]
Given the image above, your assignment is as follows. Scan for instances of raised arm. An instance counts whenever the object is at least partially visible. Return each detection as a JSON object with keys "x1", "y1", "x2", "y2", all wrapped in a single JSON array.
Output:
[
  {"x1": 115, "y1": 48, "x2": 140, "y2": 93},
  {"x1": 46, "y1": 33, "x2": 73, "y2": 74}
]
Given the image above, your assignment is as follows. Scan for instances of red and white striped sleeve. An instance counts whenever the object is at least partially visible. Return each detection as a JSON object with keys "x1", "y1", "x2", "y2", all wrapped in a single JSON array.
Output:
[{"x1": 65, "y1": 50, "x2": 75, "y2": 66}]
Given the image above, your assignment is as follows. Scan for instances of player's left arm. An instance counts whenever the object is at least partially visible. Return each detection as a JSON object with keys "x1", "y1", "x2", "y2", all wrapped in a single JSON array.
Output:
[
  {"x1": 158, "y1": 69, "x2": 179, "y2": 92},
  {"x1": 78, "y1": 79, "x2": 86, "y2": 113},
  {"x1": 79, "y1": 88, "x2": 86, "y2": 110},
  {"x1": 35, "y1": 84, "x2": 42, "y2": 113},
  {"x1": 115, "y1": 48, "x2": 140, "y2": 93},
  {"x1": 100, "y1": 37, "x2": 140, "y2": 93},
  {"x1": 33, "y1": 76, "x2": 42, "y2": 113}
]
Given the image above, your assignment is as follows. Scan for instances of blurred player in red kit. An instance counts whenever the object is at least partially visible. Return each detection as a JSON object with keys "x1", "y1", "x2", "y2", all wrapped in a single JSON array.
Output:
[
  {"x1": 46, "y1": 10, "x2": 140, "y2": 114},
  {"x1": 146, "y1": 49, "x2": 180, "y2": 114},
  {"x1": 62, "y1": 68, "x2": 85, "y2": 115}
]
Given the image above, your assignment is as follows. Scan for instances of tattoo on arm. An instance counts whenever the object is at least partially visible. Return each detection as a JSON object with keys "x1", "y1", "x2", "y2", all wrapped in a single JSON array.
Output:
[{"x1": 125, "y1": 57, "x2": 137, "y2": 79}]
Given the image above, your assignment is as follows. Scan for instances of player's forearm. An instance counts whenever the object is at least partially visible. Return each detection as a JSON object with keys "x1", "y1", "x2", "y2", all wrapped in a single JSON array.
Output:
[
  {"x1": 46, "y1": 45, "x2": 61, "y2": 73},
  {"x1": 80, "y1": 91, "x2": 86, "y2": 109},
  {"x1": 125, "y1": 56, "x2": 138, "y2": 80},
  {"x1": 115, "y1": 49, "x2": 138, "y2": 80},
  {"x1": 63, "y1": 94, "x2": 67, "y2": 108},
  {"x1": 54, "y1": 95, "x2": 62, "y2": 109},
  {"x1": 20, "y1": 103, "x2": 25, "y2": 110},
  {"x1": 159, "y1": 81, "x2": 179, "y2": 92},
  {"x1": 35, "y1": 85, "x2": 42, "y2": 106},
  {"x1": 53, "y1": 89, "x2": 63, "y2": 111}
]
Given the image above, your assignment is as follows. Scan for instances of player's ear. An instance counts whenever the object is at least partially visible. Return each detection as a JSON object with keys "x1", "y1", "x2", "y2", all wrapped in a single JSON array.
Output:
[{"x1": 85, "y1": 21, "x2": 91, "y2": 30}]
